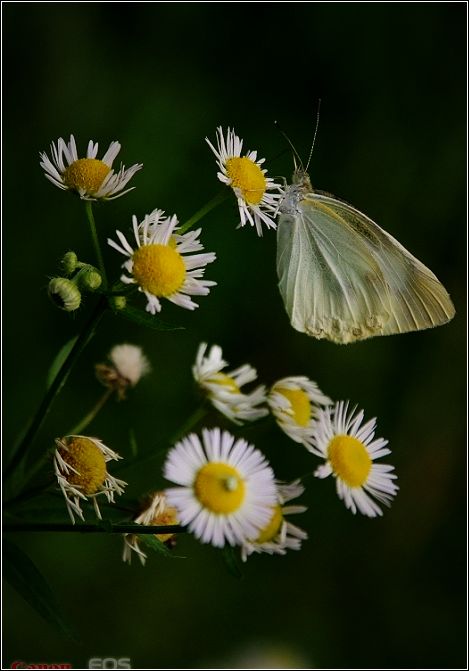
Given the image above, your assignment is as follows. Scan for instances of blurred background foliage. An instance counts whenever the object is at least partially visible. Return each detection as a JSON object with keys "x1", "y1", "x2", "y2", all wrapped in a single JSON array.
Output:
[{"x1": 2, "y1": 3, "x2": 466, "y2": 669}]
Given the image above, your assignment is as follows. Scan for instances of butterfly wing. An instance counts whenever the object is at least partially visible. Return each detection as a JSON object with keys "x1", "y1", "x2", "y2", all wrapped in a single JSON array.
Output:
[{"x1": 277, "y1": 191, "x2": 455, "y2": 344}]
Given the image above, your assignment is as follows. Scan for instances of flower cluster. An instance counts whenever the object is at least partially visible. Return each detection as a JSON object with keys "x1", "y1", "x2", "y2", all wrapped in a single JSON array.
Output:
[
  {"x1": 163, "y1": 428, "x2": 307, "y2": 560},
  {"x1": 52, "y1": 338, "x2": 398, "y2": 564},
  {"x1": 40, "y1": 128, "x2": 398, "y2": 572},
  {"x1": 191, "y1": 342, "x2": 398, "y2": 520}
]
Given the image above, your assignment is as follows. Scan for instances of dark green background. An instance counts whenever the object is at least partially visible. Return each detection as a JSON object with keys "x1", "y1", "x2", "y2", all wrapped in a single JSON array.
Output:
[{"x1": 3, "y1": 3, "x2": 466, "y2": 669}]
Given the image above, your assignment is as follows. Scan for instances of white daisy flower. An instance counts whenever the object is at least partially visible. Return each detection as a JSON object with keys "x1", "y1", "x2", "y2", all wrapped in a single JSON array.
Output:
[
  {"x1": 268, "y1": 376, "x2": 332, "y2": 447},
  {"x1": 309, "y1": 401, "x2": 399, "y2": 518},
  {"x1": 122, "y1": 491, "x2": 179, "y2": 566},
  {"x1": 39, "y1": 134, "x2": 142, "y2": 200},
  {"x1": 193, "y1": 343, "x2": 268, "y2": 424},
  {"x1": 164, "y1": 428, "x2": 277, "y2": 548},
  {"x1": 241, "y1": 480, "x2": 308, "y2": 561},
  {"x1": 206, "y1": 127, "x2": 283, "y2": 236},
  {"x1": 108, "y1": 208, "x2": 216, "y2": 314},
  {"x1": 95, "y1": 343, "x2": 151, "y2": 399},
  {"x1": 53, "y1": 435, "x2": 127, "y2": 524}
]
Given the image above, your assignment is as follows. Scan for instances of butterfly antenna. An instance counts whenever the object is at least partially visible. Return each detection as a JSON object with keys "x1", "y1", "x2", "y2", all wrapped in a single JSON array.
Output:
[
  {"x1": 274, "y1": 120, "x2": 303, "y2": 171},
  {"x1": 305, "y1": 98, "x2": 321, "y2": 172}
]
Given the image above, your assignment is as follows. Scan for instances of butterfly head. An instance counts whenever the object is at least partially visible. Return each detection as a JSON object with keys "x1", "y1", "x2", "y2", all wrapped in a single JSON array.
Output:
[
  {"x1": 292, "y1": 168, "x2": 313, "y2": 192},
  {"x1": 279, "y1": 169, "x2": 313, "y2": 215}
]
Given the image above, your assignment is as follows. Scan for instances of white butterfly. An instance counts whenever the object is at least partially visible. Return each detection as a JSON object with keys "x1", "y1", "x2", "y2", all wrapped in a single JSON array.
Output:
[{"x1": 277, "y1": 169, "x2": 455, "y2": 344}]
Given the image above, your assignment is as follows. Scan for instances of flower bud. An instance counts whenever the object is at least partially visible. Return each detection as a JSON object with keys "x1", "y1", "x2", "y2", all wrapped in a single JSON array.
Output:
[
  {"x1": 76, "y1": 266, "x2": 102, "y2": 292},
  {"x1": 61, "y1": 251, "x2": 78, "y2": 275},
  {"x1": 108, "y1": 295, "x2": 127, "y2": 311},
  {"x1": 48, "y1": 277, "x2": 82, "y2": 311}
]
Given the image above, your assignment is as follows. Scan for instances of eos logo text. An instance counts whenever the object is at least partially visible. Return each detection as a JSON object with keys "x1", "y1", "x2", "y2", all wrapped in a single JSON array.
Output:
[{"x1": 88, "y1": 659, "x2": 131, "y2": 669}]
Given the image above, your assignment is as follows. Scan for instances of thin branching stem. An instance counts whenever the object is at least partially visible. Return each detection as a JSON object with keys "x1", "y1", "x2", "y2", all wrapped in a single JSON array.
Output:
[
  {"x1": 114, "y1": 404, "x2": 208, "y2": 474},
  {"x1": 178, "y1": 190, "x2": 228, "y2": 234},
  {"x1": 169, "y1": 404, "x2": 208, "y2": 444},
  {"x1": 4, "y1": 522, "x2": 186, "y2": 534},
  {"x1": 4, "y1": 297, "x2": 107, "y2": 481},
  {"x1": 67, "y1": 388, "x2": 113, "y2": 435},
  {"x1": 85, "y1": 201, "x2": 107, "y2": 288}
]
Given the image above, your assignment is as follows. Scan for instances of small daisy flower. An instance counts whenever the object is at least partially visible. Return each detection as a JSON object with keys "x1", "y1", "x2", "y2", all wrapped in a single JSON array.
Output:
[
  {"x1": 241, "y1": 480, "x2": 308, "y2": 562},
  {"x1": 193, "y1": 343, "x2": 268, "y2": 424},
  {"x1": 122, "y1": 491, "x2": 179, "y2": 566},
  {"x1": 164, "y1": 428, "x2": 277, "y2": 548},
  {"x1": 95, "y1": 343, "x2": 151, "y2": 399},
  {"x1": 309, "y1": 401, "x2": 399, "y2": 518},
  {"x1": 54, "y1": 435, "x2": 127, "y2": 523},
  {"x1": 268, "y1": 376, "x2": 332, "y2": 447},
  {"x1": 40, "y1": 134, "x2": 142, "y2": 200},
  {"x1": 108, "y1": 208, "x2": 216, "y2": 314},
  {"x1": 206, "y1": 127, "x2": 283, "y2": 236}
]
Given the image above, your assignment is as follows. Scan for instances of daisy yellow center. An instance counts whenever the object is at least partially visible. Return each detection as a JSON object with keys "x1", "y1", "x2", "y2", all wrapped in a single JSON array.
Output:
[
  {"x1": 63, "y1": 158, "x2": 111, "y2": 194},
  {"x1": 208, "y1": 373, "x2": 241, "y2": 393},
  {"x1": 277, "y1": 387, "x2": 311, "y2": 427},
  {"x1": 59, "y1": 437, "x2": 106, "y2": 495},
  {"x1": 152, "y1": 506, "x2": 179, "y2": 543},
  {"x1": 255, "y1": 505, "x2": 283, "y2": 544},
  {"x1": 328, "y1": 435, "x2": 372, "y2": 487},
  {"x1": 225, "y1": 157, "x2": 266, "y2": 205},
  {"x1": 132, "y1": 244, "x2": 186, "y2": 297},
  {"x1": 194, "y1": 462, "x2": 246, "y2": 514}
]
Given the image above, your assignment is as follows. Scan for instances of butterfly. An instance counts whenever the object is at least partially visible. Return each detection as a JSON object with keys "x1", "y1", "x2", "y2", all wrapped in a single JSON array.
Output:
[{"x1": 276, "y1": 169, "x2": 455, "y2": 344}]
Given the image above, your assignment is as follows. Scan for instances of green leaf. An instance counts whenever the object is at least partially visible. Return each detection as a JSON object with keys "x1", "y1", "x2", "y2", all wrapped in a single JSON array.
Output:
[
  {"x1": 137, "y1": 534, "x2": 174, "y2": 558},
  {"x1": 221, "y1": 545, "x2": 244, "y2": 579},
  {"x1": 3, "y1": 539, "x2": 77, "y2": 640},
  {"x1": 129, "y1": 428, "x2": 138, "y2": 457},
  {"x1": 46, "y1": 336, "x2": 78, "y2": 389},
  {"x1": 118, "y1": 305, "x2": 184, "y2": 331}
]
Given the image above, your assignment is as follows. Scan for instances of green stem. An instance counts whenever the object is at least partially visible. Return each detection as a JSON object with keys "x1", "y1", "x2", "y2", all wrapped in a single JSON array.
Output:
[
  {"x1": 4, "y1": 297, "x2": 107, "y2": 481},
  {"x1": 169, "y1": 404, "x2": 208, "y2": 443},
  {"x1": 114, "y1": 404, "x2": 208, "y2": 474},
  {"x1": 85, "y1": 201, "x2": 107, "y2": 288},
  {"x1": 67, "y1": 388, "x2": 113, "y2": 436},
  {"x1": 178, "y1": 190, "x2": 228, "y2": 234},
  {"x1": 3, "y1": 522, "x2": 186, "y2": 534}
]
